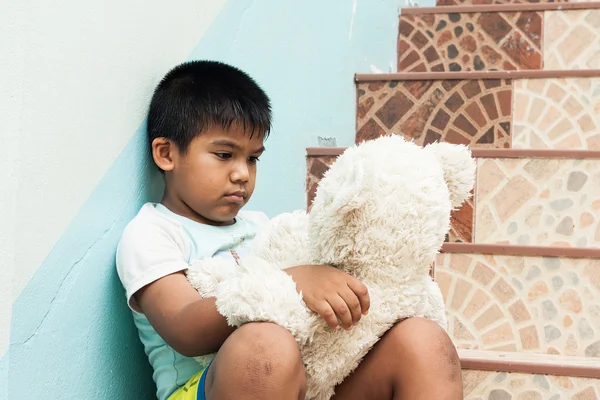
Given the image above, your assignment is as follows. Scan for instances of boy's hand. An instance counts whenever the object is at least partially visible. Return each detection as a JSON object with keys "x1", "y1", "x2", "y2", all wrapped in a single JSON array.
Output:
[{"x1": 285, "y1": 265, "x2": 370, "y2": 331}]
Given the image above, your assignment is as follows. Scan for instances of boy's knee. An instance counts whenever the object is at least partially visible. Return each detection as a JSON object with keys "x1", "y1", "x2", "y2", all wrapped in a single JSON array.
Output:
[
  {"x1": 226, "y1": 322, "x2": 305, "y2": 381},
  {"x1": 390, "y1": 318, "x2": 461, "y2": 379},
  {"x1": 238, "y1": 322, "x2": 302, "y2": 360},
  {"x1": 207, "y1": 323, "x2": 306, "y2": 398}
]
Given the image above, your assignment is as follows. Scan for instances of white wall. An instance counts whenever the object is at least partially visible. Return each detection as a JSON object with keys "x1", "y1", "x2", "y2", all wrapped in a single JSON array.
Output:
[
  {"x1": 0, "y1": 2, "x2": 227, "y2": 398},
  {"x1": 0, "y1": 0, "x2": 228, "y2": 359}
]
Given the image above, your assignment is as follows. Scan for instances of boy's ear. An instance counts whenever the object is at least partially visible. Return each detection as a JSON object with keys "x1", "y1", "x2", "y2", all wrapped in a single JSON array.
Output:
[{"x1": 152, "y1": 137, "x2": 176, "y2": 172}]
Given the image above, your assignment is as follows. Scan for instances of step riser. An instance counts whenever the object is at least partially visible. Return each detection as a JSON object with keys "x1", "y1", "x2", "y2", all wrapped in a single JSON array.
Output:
[
  {"x1": 475, "y1": 157, "x2": 600, "y2": 248},
  {"x1": 398, "y1": 9, "x2": 600, "y2": 72},
  {"x1": 356, "y1": 76, "x2": 600, "y2": 151},
  {"x1": 462, "y1": 370, "x2": 600, "y2": 399},
  {"x1": 399, "y1": 11, "x2": 543, "y2": 72},
  {"x1": 437, "y1": 252, "x2": 600, "y2": 359}
]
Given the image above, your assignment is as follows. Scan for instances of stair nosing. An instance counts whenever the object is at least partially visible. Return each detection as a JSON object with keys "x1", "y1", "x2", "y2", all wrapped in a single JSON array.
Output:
[
  {"x1": 354, "y1": 70, "x2": 600, "y2": 82},
  {"x1": 441, "y1": 243, "x2": 600, "y2": 258},
  {"x1": 458, "y1": 349, "x2": 600, "y2": 379},
  {"x1": 400, "y1": 1, "x2": 600, "y2": 15},
  {"x1": 307, "y1": 147, "x2": 600, "y2": 159}
]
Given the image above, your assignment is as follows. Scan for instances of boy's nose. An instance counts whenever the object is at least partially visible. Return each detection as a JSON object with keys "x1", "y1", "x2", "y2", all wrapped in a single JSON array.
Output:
[{"x1": 231, "y1": 163, "x2": 250, "y2": 183}]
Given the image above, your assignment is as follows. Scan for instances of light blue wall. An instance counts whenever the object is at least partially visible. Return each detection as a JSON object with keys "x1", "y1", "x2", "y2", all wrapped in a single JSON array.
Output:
[
  {"x1": 8, "y1": 131, "x2": 163, "y2": 399},
  {"x1": 4, "y1": 0, "x2": 412, "y2": 398}
]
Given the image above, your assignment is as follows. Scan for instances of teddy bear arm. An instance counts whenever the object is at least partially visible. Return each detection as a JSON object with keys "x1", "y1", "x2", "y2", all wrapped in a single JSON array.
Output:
[
  {"x1": 213, "y1": 256, "x2": 315, "y2": 344},
  {"x1": 251, "y1": 211, "x2": 313, "y2": 268},
  {"x1": 186, "y1": 257, "x2": 239, "y2": 299}
]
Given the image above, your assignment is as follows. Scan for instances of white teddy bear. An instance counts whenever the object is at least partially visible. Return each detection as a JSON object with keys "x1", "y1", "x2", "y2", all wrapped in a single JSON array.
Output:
[{"x1": 187, "y1": 135, "x2": 476, "y2": 400}]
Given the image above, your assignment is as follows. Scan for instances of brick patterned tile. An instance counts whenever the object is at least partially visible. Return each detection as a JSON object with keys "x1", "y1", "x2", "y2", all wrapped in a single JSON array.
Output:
[
  {"x1": 512, "y1": 78, "x2": 600, "y2": 150},
  {"x1": 436, "y1": 253, "x2": 600, "y2": 358},
  {"x1": 544, "y1": 10, "x2": 600, "y2": 70},
  {"x1": 356, "y1": 80, "x2": 512, "y2": 148},
  {"x1": 462, "y1": 370, "x2": 599, "y2": 399},
  {"x1": 474, "y1": 158, "x2": 600, "y2": 248},
  {"x1": 306, "y1": 155, "x2": 337, "y2": 211},
  {"x1": 449, "y1": 196, "x2": 474, "y2": 242},
  {"x1": 306, "y1": 154, "x2": 474, "y2": 242},
  {"x1": 398, "y1": 12, "x2": 542, "y2": 72}
]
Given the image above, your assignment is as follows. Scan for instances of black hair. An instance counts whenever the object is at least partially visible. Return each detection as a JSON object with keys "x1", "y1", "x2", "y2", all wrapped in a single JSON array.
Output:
[{"x1": 147, "y1": 60, "x2": 272, "y2": 155}]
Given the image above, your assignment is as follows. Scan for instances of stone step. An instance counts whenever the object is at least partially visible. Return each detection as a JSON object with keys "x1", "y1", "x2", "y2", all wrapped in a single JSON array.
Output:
[
  {"x1": 307, "y1": 148, "x2": 600, "y2": 245},
  {"x1": 397, "y1": 3, "x2": 600, "y2": 72},
  {"x1": 355, "y1": 71, "x2": 600, "y2": 150},
  {"x1": 436, "y1": 246, "x2": 600, "y2": 359},
  {"x1": 459, "y1": 349, "x2": 600, "y2": 378},
  {"x1": 459, "y1": 349, "x2": 600, "y2": 398}
]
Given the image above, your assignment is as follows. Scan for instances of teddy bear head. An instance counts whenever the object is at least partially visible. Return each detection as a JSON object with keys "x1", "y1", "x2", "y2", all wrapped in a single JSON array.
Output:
[{"x1": 308, "y1": 135, "x2": 475, "y2": 279}]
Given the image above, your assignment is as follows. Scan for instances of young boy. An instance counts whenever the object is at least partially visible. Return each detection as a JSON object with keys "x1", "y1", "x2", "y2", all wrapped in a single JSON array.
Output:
[{"x1": 116, "y1": 61, "x2": 463, "y2": 400}]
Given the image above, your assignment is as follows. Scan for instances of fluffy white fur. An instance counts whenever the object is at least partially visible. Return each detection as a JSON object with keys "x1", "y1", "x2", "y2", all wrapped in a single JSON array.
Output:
[{"x1": 186, "y1": 135, "x2": 476, "y2": 400}]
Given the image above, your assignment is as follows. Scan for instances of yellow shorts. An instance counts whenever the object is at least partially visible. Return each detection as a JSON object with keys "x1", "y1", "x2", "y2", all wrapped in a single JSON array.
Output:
[{"x1": 168, "y1": 364, "x2": 209, "y2": 400}]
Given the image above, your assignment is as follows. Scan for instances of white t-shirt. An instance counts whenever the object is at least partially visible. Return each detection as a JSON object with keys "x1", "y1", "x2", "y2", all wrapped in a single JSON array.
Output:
[{"x1": 116, "y1": 203, "x2": 269, "y2": 400}]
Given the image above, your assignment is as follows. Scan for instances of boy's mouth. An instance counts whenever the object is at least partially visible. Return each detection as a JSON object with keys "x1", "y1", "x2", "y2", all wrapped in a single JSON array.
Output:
[{"x1": 224, "y1": 190, "x2": 247, "y2": 204}]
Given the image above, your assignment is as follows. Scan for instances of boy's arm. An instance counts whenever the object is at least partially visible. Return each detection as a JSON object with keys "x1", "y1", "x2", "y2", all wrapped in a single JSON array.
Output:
[
  {"x1": 135, "y1": 271, "x2": 235, "y2": 357},
  {"x1": 136, "y1": 264, "x2": 371, "y2": 356}
]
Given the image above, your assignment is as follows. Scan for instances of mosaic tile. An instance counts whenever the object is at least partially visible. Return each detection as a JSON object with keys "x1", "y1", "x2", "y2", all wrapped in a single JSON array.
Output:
[
  {"x1": 475, "y1": 158, "x2": 600, "y2": 247},
  {"x1": 437, "y1": 253, "x2": 600, "y2": 357},
  {"x1": 512, "y1": 78, "x2": 600, "y2": 150},
  {"x1": 462, "y1": 370, "x2": 600, "y2": 399},
  {"x1": 356, "y1": 80, "x2": 512, "y2": 148},
  {"x1": 306, "y1": 154, "x2": 474, "y2": 242},
  {"x1": 306, "y1": 155, "x2": 337, "y2": 211},
  {"x1": 449, "y1": 195, "x2": 474, "y2": 243},
  {"x1": 544, "y1": 10, "x2": 600, "y2": 70},
  {"x1": 398, "y1": 12, "x2": 542, "y2": 72}
]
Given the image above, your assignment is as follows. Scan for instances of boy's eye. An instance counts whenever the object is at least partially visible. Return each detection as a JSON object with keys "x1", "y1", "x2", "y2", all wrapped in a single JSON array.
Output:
[
  {"x1": 215, "y1": 153, "x2": 232, "y2": 160},
  {"x1": 248, "y1": 156, "x2": 260, "y2": 164}
]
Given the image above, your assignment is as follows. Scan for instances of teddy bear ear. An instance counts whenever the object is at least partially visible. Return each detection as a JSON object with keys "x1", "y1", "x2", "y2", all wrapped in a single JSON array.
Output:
[
  {"x1": 314, "y1": 147, "x2": 366, "y2": 215},
  {"x1": 424, "y1": 141, "x2": 476, "y2": 208}
]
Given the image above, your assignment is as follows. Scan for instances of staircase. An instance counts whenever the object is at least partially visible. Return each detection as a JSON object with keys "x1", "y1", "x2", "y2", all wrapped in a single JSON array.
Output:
[{"x1": 306, "y1": 1, "x2": 600, "y2": 398}]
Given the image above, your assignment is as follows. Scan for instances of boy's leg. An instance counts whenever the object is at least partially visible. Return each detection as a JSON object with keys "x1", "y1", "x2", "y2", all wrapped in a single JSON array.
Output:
[
  {"x1": 333, "y1": 318, "x2": 463, "y2": 400},
  {"x1": 204, "y1": 322, "x2": 306, "y2": 400}
]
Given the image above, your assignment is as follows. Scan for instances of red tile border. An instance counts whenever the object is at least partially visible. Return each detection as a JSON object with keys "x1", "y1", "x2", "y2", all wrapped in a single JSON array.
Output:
[
  {"x1": 459, "y1": 350, "x2": 600, "y2": 378},
  {"x1": 355, "y1": 70, "x2": 600, "y2": 82},
  {"x1": 401, "y1": 1, "x2": 600, "y2": 14},
  {"x1": 306, "y1": 147, "x2": 346, "y2": 157},
  {"x1": 436, "y1": 0, "x2": 567, "y2": 6},
  {"x1": 441, "y1": 243, "x2": 600, "y2": 257}
]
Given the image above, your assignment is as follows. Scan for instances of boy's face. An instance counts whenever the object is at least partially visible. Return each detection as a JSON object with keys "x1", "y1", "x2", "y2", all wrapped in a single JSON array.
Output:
[{"x1": 157, "y1": 123, "x2": 265, "y2": 226}]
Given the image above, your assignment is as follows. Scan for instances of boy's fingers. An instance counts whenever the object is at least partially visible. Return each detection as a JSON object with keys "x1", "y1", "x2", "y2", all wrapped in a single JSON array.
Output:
[
  {"x1": 327, "y1": 295, "x2": 353, "y2": 330},
  {"x1": 314, "y1": 301, "x2": 340, "y2": 331},
  {"x1": 337, "y1": 288, "x2": 362, "y2": 326},
  {"x1": 347, "y1": 279, "x2": 370, "y2": 315}
]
